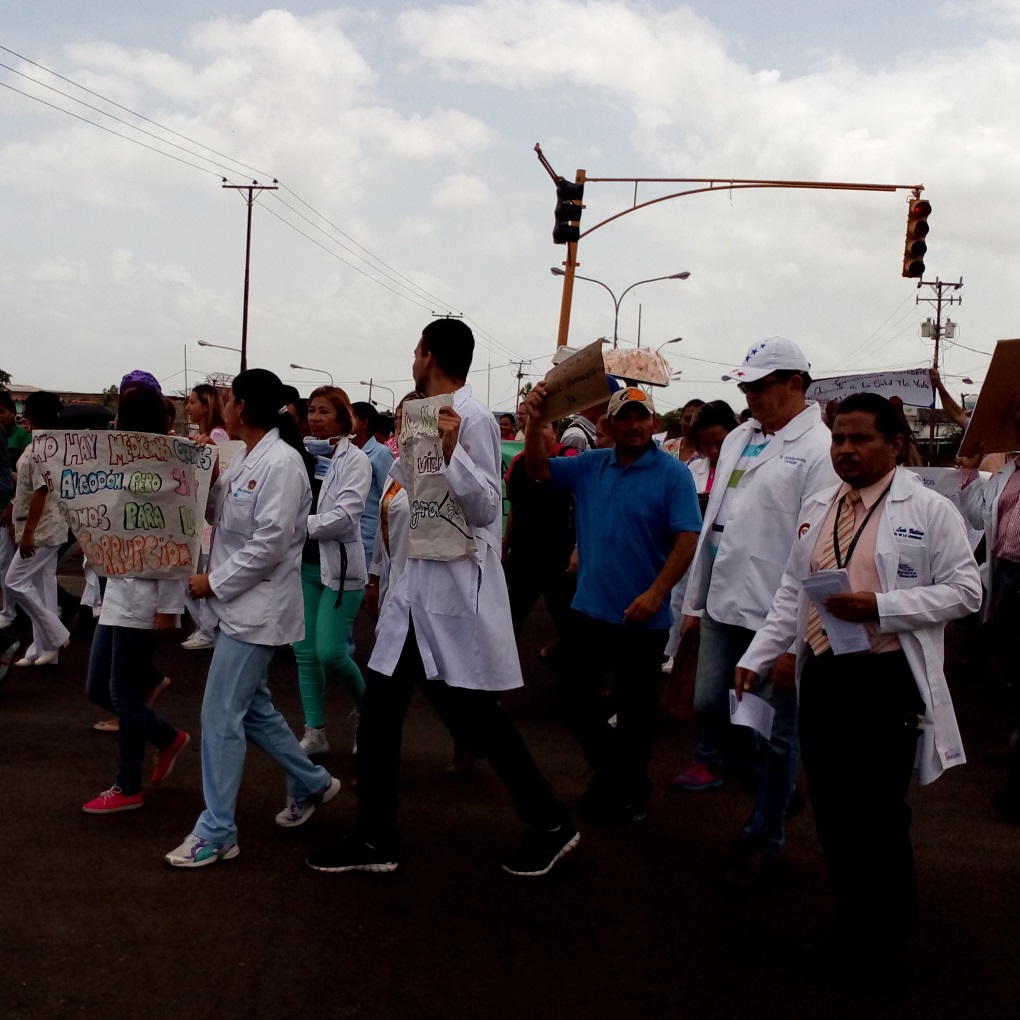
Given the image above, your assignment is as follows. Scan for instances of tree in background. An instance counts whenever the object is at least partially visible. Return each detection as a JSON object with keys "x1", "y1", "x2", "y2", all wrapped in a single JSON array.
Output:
[{"x1": 0, "y1": 367, "x2": 10, "y2": 392}]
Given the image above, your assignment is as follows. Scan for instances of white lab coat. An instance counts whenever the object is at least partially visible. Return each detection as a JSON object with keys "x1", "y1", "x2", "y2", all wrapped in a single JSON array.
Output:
[
  {"x1": 368, "y1": 384, "x2": 523, "y2": 691},
  {"x1": 682, "y1": 403, "x2": 838, "y2": 629},
  {"x1": 958, "y1": 456, "x2": 1019, "y2": 621},
  {"x1": 204, "y1": 429, "x2": 312, "y2": 646},
  {"x1": 99, "y1": 576, "x2": 186, "y2": 629},
  {"x1": 368, "y1": 471, "x2": 410, "y2": 612},
  {"x1": 737, "y1": 468, "x2": 981, "y2": 784},
  {"x1": 307, "y1": 438, "x2": 372, "y2": 591}
]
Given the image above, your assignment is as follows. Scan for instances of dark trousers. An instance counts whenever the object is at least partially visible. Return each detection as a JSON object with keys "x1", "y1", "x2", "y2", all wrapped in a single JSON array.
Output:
[
  {"x1": 506, "y1": 553, "x2": 576, "y2": 639},
  {"x1": 799, "y1": 648, "x2": 924, "y2": 959},
  {"x1": 555, "y1": 610, "x2": 669, "y2": 808},
  {"x1": 355, "y1": 626, "x2": 568, "y2": 849},
  {"x1": 990, "y1": 559, "x2": 1020, "y2": 806},
  {"x1": 86, "y1": 624, "x2": 177, "y2": 795}
]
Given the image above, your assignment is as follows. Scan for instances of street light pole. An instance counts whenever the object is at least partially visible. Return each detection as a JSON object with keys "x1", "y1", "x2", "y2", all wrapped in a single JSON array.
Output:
[
  {"x1": 550, "y1": 268, "x2": 690, "y2": 348},
  {"x1": 290, "y1": 363, "x2": 334, "y2": 386},
  {"x1": 361, "y1": 380, "x2": 395, "y2": 411},
  {"x1": 197, "y1": 340, "x2": 242, "y2": 353}
]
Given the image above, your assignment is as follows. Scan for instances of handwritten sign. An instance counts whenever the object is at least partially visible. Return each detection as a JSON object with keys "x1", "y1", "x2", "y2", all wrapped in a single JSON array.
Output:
[
  {"x1": 541, "y1": 339, "x2": 610, "y2": 422},
  {"x1": 806, "y1": 368, "x2": 934, "y2": 408},
  {"x1": 398, "y1": 395, "x2": 477, "y2": 562},
  {"x1": 30, "y1": 430, "x2": 215, "y2": 579},
  {"x1": 958, "y1": 339, "x2": 1020, "y2": 457}
]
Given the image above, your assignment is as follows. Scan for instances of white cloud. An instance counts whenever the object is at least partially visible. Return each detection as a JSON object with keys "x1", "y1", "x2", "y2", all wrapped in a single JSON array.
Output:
[{"x1": 432, "y1": 173, "x2": 492, "y2": 206}]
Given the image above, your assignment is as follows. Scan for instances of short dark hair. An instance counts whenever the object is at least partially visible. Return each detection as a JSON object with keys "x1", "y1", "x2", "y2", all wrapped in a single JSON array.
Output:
[
  {"x1": 832, "y1": 392, "x2": 905, "y2": 442},
  {"x1": 23, "y1": 391, "x2": 62, "y2": 429},
  {"x1": 690, "y1": 400, "x2": 740, "y2": 447},
  {"x1": 351, "y1": 401, "x2": 379, "y2": 433},
  {"x1": 421, "y1": 318, "x2": 474, "y2": 380},
  {"x1": 0, "y1": 392, "x2": 16, "y2": 413},
  {"x1": 774, "y1": 369, "x2": 812, "y2": 391},
  {"x1": 118, "y1": 387, "x2": 171, "y2": 435}
]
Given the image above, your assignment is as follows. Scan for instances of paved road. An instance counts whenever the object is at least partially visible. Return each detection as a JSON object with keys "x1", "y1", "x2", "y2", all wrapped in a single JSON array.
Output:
[{"x1": 1, "y1": 586, "x2": 1018, "y2": 1019}]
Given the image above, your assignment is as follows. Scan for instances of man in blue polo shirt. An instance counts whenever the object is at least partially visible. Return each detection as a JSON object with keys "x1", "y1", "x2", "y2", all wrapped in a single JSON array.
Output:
[{"x1": 524, "y1": 383, "x2": 702, "y2": 825}]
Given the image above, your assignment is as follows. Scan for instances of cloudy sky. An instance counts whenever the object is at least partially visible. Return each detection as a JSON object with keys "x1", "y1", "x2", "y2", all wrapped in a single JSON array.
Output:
[{"x1": 3, "y1": 1, "x2": 1019, "y2": 412}]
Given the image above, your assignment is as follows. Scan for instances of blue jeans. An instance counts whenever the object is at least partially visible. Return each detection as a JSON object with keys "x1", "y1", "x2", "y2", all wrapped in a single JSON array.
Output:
[
  {"x1": 86, "y1": 624, "x2": 178, "y2": 795},
  {"x1": 192, "y1": 631, "x2": 330, "y2": 847},
  {"x1": 693, "y1": 613, "x2": 799, "y2": 854}
]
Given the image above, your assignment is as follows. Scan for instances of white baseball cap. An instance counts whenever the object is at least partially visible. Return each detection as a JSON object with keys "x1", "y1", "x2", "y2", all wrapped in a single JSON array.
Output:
[
  {"x1": 607, "y1": 386, "x2": 655, "y2": 418},
  {"x1": 721, "y1": 337, "x2": 811, "y2": 384}
]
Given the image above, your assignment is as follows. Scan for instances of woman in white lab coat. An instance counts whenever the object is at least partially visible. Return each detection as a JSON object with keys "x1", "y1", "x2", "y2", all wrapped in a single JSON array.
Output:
[
  {"x1": 165, "y1": 369, "x2": 339, "y2": 869},
  {"x1": 294, "y1": 386, "x2": 372, "y2": 756}
]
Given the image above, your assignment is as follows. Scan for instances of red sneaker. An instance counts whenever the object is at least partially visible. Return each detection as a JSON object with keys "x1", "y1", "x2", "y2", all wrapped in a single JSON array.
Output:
[
  {"x1": 151, "y1": 730, "x2": 190, "y2": 785},
  {"x1": 83, "y1": 787, "x2": 144, "y2": 814},
  {"x1": 669, "y1": 762, "x2": 723, "y2": 791}
]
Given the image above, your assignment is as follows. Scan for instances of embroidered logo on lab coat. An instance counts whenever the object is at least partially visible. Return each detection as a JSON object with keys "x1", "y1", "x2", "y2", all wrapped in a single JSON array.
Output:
[
  {"x1": 798, "y1": 522, "x2": 811, "y2": 538},
  {"x1": 246, "y1": 479, "x2": 257, "y2": 491},
  {"x1": 897, "y1": 562, "x2": 919, "y2": 579}
]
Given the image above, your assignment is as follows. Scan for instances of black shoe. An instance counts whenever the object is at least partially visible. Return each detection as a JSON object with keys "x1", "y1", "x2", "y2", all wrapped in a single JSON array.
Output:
[
  {"x1": 502, "y1": 824, "x2": 580, "y2": 876},
  {"x1": 720, "y1": 840, "x2": 778, "y2": 892},
  {"x1": 306, "y1": 835, "x2": 398, "y2": 873},
  {"x1": 577, "y1": 788, "x2": 647, "y2": 827}
]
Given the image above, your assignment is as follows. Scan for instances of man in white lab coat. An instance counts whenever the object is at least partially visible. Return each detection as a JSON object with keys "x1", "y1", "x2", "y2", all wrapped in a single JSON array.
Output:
[
  {"x1": 735, "y1": 392, "x2": 980, "y2": 979},
  {"x1": 680, "y1": 337, "x2": 838, "y2": 888},
  {"x1": 307, "y1": 318, "x2": 577, "y2": 878}
]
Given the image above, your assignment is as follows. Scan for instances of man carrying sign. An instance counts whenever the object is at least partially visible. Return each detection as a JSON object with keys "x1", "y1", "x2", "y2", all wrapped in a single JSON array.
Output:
[
  {"x1": 524, "y1": 384, "x2": 702, "y2": 825},
  {"x1": 307, "y1": 318, "x2": 577, "y2": 877}
]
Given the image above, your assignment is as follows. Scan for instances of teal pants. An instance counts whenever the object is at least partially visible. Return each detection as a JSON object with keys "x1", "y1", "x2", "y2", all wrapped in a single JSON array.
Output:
[{"x1": 294, "y1": 562, "x2": 365, "y2": 728}]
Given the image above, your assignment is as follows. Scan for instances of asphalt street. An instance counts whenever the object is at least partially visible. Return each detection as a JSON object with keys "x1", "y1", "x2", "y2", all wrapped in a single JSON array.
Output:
[{"x1": 1, "y1": 577, "x2": 1018, "y2": 1020}]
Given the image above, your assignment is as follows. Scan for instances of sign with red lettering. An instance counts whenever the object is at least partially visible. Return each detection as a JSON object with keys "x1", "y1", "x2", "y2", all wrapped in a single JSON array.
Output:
[{"x1": 30, "y1": 430, "x2": 216, "y2": 579}]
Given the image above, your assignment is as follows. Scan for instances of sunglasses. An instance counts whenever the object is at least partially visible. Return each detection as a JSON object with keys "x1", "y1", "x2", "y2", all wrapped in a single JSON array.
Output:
[{"x1": 737, "y1": 375, "x2": 783, "y2": 395}]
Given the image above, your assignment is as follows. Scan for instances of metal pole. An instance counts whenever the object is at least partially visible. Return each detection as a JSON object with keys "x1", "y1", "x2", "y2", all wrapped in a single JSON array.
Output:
[
  {"x1": 555, "y1": 240, "x2": 579, "y2": 348},
  {"x1": 184, "y1": 344, "x2": 188, "y2": 394},
  {"x1": 612, "y1": 295, "x2": 621, "y2": 349},
  {"x1": 367, "y1": 378, "x2": 373, "y2": 404},
  {"x1": 240, "y1": 186, "x2": 253, "y2": 374}
]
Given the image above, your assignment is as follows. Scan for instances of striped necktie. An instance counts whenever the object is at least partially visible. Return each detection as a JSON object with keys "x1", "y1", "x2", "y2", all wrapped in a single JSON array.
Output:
[{"x1": 805, "y1": 489, "x2": 862, "y2": 656}]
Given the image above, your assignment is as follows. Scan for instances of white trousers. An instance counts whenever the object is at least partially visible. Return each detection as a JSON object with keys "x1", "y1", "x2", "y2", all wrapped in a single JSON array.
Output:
[
  {"x1": 0, "y1": 528, "x2": 16, "y2": 623},
  {"x1": 5, "y1": 545, "x2": 70, "y2": 656}
]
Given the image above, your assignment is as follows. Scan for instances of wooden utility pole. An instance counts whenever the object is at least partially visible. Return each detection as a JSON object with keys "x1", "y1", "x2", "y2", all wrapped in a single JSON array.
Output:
[
  {"x1": 917, "y1": 277, "x2": 963, "y2": 464},
  {"x1": 222, "y1": 179, "x2": 278, "y2": 373}
]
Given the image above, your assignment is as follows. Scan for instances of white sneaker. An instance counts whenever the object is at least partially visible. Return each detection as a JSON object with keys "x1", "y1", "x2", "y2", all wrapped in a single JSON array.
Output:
[
  {"x1": 275, "y1": 776, "x2": 342, "y2": 828},
  {"x1": 661, "y1": 656, "x2": 675, "y2": 674},
  {"x1": 351, "y1": 711, "x2": 360, "y2": 755},
  {"x1": 181, "y1": 632, "x2": 214, "y2": 650},
  {"x1": 300, "y1": 725, "x2": 330, "y2": 755},
  {"x1": 164, "y1": 834, "x2": 239, "y2": 868}
]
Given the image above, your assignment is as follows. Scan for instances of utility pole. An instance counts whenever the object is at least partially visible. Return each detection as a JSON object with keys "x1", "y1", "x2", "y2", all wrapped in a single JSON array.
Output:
[
  {"x1": 512, "y1": 360, "x2": 529, "y2": 406},
  {"x1": 917, "y1": 276, "x2": 963, "y2": 465},
  {"x1": 222, "y1": 179, "x2": 278, "y2": 373}
]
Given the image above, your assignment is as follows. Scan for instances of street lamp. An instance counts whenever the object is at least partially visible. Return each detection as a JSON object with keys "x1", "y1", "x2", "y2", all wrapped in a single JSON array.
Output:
[
  {"x1": 360, "y1": 380, "x2": 396, "y2": 411},
  {"x1": 197, "y1": 340, "x2": 242, "y2": 354},
  {"x1": 656, "y1": 336, "x2": 683, "y2": 354},
  {"x1": 290, "y1": 363, "x2": 334, "y2": 386},
  {"x1": 550, "y1": 268, "x2": 691, "y2": 348}
]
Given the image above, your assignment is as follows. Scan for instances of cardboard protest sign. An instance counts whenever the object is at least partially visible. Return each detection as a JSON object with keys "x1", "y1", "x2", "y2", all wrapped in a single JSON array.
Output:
[
  {"x1": 905, "y1": 466, "x2": 987, "y2": 550},
  {"x1": 806, "y1": 368, "x2": 934, "y2": 408},
  {"x1": 958, "y1": 339, "x2": 1020, "y2": 457},
  {"x1": 30, "y1": 430, "x2": 215, "y2": 579},
  {"x1": 398, "y1": 395, "x2": 478, "y2": 561},
  {"x1": 540, "y1": 339, "x2": 610, "y2": 422}
]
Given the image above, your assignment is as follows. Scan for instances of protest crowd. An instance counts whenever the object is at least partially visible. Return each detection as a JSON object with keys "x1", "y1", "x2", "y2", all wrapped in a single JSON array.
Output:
[{"x1": 2, "y1": 322, "x2": 1018, "y2": 994}]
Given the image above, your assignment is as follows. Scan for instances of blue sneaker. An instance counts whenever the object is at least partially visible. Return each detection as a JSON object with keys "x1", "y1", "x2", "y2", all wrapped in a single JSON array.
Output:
[{"x1": 164, "y1": 834, "x2": 239, "y2": 869}]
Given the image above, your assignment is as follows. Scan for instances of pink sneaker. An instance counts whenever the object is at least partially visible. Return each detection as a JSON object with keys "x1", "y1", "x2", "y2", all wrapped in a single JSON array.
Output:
[
  {"x1": 83, "y1": 787, "x2": 144, "y2": 814},
  {"x1": 669, "y1": 762, "x2": 723, "y2": 791},
  {"x1": 151, "y1": 730, "x2": 190, "y2": 785}
]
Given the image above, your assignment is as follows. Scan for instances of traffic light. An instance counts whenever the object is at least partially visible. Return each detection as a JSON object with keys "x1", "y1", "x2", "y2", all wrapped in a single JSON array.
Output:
[
  {"x1": 902, "y1": 197, "x2": 931, "y2": 278},
  {"x1": 553, "y1": 178, "x2": 584, "y2": 244}
]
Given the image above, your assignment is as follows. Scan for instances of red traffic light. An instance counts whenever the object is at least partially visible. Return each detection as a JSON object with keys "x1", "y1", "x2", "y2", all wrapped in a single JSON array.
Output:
[{"x1": 902, "y1": 197, "x2": 931, "y2": 278}]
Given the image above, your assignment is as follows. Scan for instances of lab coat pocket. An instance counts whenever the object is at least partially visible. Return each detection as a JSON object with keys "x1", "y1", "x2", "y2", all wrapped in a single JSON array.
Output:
[
  {"x1": 220, "y1": 493, "x2": 257, "y2": 536},
  {"x1": 892, "y1": 542, "x2": 928, "y2": 588},
  {"x1": 422, "y1": 560, "x2": 481, "y2": 617}
]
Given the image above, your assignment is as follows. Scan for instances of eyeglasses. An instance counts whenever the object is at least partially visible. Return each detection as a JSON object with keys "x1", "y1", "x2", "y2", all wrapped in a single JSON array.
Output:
[{"x1": 737, "y1": 375, "x2": 782, "y2": 395}]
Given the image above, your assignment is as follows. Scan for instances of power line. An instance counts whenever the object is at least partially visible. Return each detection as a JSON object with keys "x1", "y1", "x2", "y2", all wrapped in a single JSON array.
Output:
[{"x1": 0, "y1": 45, "x2": 529, "y2": 363}]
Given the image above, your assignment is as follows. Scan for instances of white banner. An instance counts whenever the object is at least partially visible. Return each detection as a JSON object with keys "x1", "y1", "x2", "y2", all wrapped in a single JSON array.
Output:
[
  {"x1": 398, "y1": 395, "x2": 477, "y2": 562},
  {"x1": 806, "y1": 368, "x2": 934, "y2": 408},
  {"x1": 31, "y1": 430, "x2": 215, "y2": 579}
]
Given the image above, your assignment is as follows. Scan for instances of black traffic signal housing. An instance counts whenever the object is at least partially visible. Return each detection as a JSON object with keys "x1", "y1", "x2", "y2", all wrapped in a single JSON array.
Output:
[
  {"x1": 553, "y1": 178, "x2": 584, "y2": 244},
  {"x1": 902, "y1": 197, "x2": 931, "y2": 278}
]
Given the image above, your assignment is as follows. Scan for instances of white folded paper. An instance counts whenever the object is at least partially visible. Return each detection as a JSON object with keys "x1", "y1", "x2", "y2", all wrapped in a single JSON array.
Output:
[
  {"x1": 728, "y1": 690, "x2": 775, "y2": 740},
  {"x1": 800, "y1": 569, "x2": 871, "y2": 655}
]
